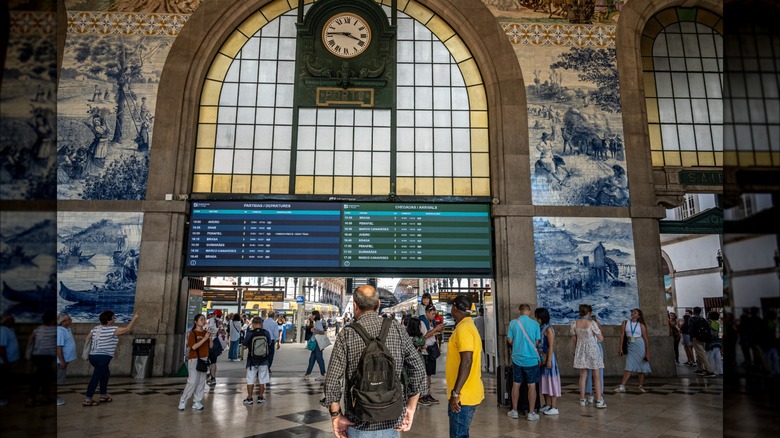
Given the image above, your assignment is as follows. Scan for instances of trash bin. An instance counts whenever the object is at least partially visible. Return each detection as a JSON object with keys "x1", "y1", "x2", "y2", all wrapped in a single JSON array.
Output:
[
  {"x1": 283, "y1": 324, "x2": 296, "y2": 343},
  {"x1": 131, "y1": 338, "x2": 155, "y2": 379}
]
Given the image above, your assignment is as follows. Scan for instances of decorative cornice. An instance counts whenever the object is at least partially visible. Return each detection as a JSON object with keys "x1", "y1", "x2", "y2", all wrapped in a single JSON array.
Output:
[
  {"x1": 9, "y1": 11, "x2": 56, "y2": 35},
  {"x1": 66, "y1": 11, "x2": 190, "y2": 36},
  {"x1": 500, "y1": 22, "x2": 615, "y2": 47}
]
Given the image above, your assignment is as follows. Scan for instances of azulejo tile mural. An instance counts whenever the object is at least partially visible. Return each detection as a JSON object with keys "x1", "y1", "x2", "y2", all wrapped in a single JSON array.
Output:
[
  {"x1": 65, "y1": 0, "x2": 204, "y2": 14},
  {"x1": 57, "y1": 26, "x2": 174, "y2": 200},
  {"x1": 57, "y1": 212, "x2": 143, "y2": 323},
  {"x1": 516, "y1": 40, "x2": 627, "y2": 206},
  {"x1": 482, "y1": 0, "x2": 626, "y2": 24},
  {"x1": 533, "y1": 217, "x2": 639, "y2": 326},
  {"x1": 0, "y1": 211, "x2": 57, "y2": 323},
  {"x1": 0, "y1": 13, "x2": 57, "y2": 200}
]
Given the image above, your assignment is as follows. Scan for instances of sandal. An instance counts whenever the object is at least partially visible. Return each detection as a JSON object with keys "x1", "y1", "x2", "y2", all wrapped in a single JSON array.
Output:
[
  {"x1": 83, "y1": 400, "x2": 100, "y2": 407},
  {"x1": 99, "y1": 396, "x2": 113, "y2": 403}
]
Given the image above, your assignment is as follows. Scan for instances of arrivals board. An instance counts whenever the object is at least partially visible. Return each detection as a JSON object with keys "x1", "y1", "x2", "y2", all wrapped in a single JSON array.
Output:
[{"x1": 185, "y1": 201, "x2": 492, "y2": 275}]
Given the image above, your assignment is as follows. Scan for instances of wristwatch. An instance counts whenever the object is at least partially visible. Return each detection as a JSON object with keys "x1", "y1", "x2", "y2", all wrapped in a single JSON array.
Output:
[
  {"x1": 329, "y1": 409, "x2": 342, "y2": 418},
  {"x1": 450, "y1": 390, "x2": 460, "y2": 398}
]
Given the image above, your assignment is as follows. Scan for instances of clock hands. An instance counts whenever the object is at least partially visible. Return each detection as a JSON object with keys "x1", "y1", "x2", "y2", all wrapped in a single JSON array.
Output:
[{"x1": 325, "y1": 31, "x2": 362, "y2": 42}]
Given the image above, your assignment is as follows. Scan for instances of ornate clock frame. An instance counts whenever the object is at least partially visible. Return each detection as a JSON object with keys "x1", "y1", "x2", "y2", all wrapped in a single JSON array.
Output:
[{"x1": 294, "y1": 0, "x2": 397, "y2": 109}]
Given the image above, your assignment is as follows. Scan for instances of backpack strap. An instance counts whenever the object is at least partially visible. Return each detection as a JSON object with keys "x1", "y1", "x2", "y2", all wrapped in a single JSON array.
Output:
[
  {"x1": 378, "y1": 317, "x2": 392, "y2": 343},
  {"x1": 349, "y1": 321, "x2": 372, "y2": 346}
]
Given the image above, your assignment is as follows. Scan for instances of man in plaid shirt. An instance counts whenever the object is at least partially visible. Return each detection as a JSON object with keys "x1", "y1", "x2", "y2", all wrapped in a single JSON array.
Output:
[{"x1": 324, "y1": 285, "x2": 427, "y2": 437}]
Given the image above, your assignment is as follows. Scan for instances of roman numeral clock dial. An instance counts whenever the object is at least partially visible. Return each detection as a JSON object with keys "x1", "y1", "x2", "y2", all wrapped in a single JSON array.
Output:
[{"x1": 322, "y1": 13, "x2": 371, "y2": 58}]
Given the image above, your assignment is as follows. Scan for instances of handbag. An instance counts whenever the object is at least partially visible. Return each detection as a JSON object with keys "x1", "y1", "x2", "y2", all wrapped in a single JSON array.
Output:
[
  {"x1": 83, "y1": 326, "x2": 100, "y2": 360},
  {"x1": 426, "y1": 342, "x2": 441, "y2": 360},
  {"x1": 315, "y1": 333, "x2": 331, "y2": 350},
  {"x1": 82, "y1": 339, "x2": 92, "y2": 360},
  {"x1": 516, "y1": 318, "x2": 544, "y2": 367},
  {"x1": 306, "y1": 337, "x2": 317, "y2": 351},
  {"x1": 25, "y1": 338, "x2": 34, "y2": 360},
  {"x1": 621, "y1": 321, "x2": 629, "y2": 355},
  {"x1": 193, "y1": 331, "x2": 210, "y2": 372}
]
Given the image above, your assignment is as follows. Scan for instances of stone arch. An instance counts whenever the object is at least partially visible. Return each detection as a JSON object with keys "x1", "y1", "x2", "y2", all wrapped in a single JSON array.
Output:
[
  {"x1": 149, "y1": 0, "x2": 528, "y2": 204},
  {"x1": 660, "y1": 249, "x2": 676, "y2": 308}
]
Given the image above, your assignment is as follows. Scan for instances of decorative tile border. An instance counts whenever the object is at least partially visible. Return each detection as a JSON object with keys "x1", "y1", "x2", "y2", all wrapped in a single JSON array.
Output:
[
  {"x1": 501, "y1": 23, "x2": 615, "y2": 47},
  {"x1": 9, "y1": 11, "x2": 56, "y2": 35},
  {"x1": 66, "y1": 11, "x2": 190, "y2": 36}
]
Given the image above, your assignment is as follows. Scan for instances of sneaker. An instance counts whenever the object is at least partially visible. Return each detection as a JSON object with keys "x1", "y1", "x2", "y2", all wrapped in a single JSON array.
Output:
[
  {"x1": 243, "y1": 397, "x2": 253, "y2": 405},
  {"x1": 638, "y1": 385, "x2": 647, "y2": 393},
  {"x1": 57, "y1": 397, "x2": 65, "y2": 406},
  {"x1": 418, "y1": 397, "x2": 432, "y2": 406},
  {"x1": 207, "y1": 378, "x2": 217, "y2": 387},
  {"x1": 315, "y1": 375, "x2": 326, "y2": 381},
  {"x1": 579, "y1": 399, "x2": 587, "y2": 406},
  {"x1": 694, "y1": 370, "x2": 706, "y2": 375},
  {"x1": 192, "y1": 401, "x2": 204, "y2": 410},
  {"x1": 303, "y1": 374, "x2": 311, "y2": 380},
  {"x1": 507, "y1": 409, "x2": 519, "y2": 419},
  {"x1": 426, "y1": 395, "x2": 440, "y2": 404},
  {"x1": 539, "y1": 404, "x2": 551, "y2": 413},
  {"x1": 526, "y1": 412, "x2": 540, "y2": 421},
  {"x1": 596, "y1": 399, "x2": 607, "y2": 409},
  {"x1": 703, "y1": 372, "x2": 717, "y2": 378},
  {"x1": 614, "y1": 385, "x2": 626, "y2": 393},
  {"x1": 586, "y1": 395, "x2": 595, "y2": 404},
  {"x1": 544, "y1": 407, "x2": 559, "y2": 416},
  {"x1": 178, "y1": 401, "x2": 186, "y2": 411},
  {"x1": 256, "y1": 397, "x2": 265, "y2": 404}
]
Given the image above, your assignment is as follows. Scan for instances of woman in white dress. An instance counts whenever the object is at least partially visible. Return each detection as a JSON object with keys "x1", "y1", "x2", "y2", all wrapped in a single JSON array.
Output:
[{"x1": 571, "y1": 304, "x2": 606, "y2": 408}]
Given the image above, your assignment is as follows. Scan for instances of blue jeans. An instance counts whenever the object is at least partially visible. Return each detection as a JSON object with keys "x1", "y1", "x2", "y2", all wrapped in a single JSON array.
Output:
[
  {"x1": 347, "y1": 427, "x2": 399, "y2": 437},
  {"x1": 86, "y1": 354, "x2": 113, "y2": 399},
  {"x1": 448, "y1": 403, "x2": 476, "y2": 438},
  {"x1": 306, "y1": 344, "x2": 325, "y2": 375},
  {"x1": 586, "y1": 341, "x2": 604, "y2": 394},
  {"x1": 228, "y1": 339, "x2": 240, "y2": 360}
]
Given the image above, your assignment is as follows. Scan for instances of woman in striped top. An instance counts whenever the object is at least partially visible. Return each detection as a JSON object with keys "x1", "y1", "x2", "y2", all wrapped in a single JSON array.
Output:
[{"x1": 83, "y1": 310, "x2": 139, "y2": 406}]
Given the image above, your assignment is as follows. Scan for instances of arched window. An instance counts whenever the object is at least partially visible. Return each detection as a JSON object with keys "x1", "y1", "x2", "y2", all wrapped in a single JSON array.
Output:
[
  {"x1": 193, "y1": 0, "x2": 489, "y2": 197},
  {"x1": 642, "y1": 7, "x2": 723, "y2": 168},
  {"x1": 723, "y1": 20, "x2": 780, "y2": 167}
]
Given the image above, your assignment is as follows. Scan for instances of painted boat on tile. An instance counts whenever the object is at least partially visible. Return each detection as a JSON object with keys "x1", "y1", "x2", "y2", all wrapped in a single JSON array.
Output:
[
  {"x1": 2, "y1": 282, "x2": 54, "y2": 304},
  {"x1": 58, "y1": 281, "x2": 135, "y2": 304}
]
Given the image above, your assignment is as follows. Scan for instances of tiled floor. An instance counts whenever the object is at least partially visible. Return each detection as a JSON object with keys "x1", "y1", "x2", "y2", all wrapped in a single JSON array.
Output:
[{"x1": 4, "y1": 342, "x2": 777, "y2": 437}]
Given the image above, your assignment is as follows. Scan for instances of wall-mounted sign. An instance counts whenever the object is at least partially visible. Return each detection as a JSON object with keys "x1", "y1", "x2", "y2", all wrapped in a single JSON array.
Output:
[
  {"x1": 679, "y1": 170, "x2": 723, "y2": 186},
  {"x1": 316, "y1": 87, "x2": 374, "y2": 107}
]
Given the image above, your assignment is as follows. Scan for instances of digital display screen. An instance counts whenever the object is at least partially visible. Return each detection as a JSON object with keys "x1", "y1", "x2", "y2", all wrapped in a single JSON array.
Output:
[{"x1": 185, "y1": 201, "x2": 493, "y2": 275}]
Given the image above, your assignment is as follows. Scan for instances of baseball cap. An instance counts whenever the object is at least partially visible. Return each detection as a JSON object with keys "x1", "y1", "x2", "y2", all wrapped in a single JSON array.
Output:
[{"x1": 214, "y1": 309, "x2": 223, "y2": 316}]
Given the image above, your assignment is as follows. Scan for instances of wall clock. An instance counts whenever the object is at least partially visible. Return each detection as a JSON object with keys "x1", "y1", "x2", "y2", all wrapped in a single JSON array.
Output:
[{"x1": 321, "y1": 12, "x2": 372, "y2": 58}]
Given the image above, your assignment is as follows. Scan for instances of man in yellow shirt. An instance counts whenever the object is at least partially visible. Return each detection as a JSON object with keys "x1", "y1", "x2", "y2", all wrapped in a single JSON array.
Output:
[{"x1": 446, "y1": 295, "x2": 484, "y2": 438}]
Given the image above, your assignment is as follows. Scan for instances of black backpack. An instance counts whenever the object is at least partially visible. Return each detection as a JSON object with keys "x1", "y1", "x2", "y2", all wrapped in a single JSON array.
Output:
[
  {"x1": 690, "y1": 316, "x2": 712, "y2": 343},
  {"x1": 347, "y1": 318, "x2": 404, "y2": 423}
]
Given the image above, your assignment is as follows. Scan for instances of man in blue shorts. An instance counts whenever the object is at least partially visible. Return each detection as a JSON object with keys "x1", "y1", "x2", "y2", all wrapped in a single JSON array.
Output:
[{"x1": 506, "y1": 303, "x2": 541, "y2": 421}]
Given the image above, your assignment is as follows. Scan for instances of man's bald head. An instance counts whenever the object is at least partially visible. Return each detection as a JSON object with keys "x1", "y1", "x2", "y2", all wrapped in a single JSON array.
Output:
[{"x1": 353, "y1": 285, "x2": 380, "y2": 311}]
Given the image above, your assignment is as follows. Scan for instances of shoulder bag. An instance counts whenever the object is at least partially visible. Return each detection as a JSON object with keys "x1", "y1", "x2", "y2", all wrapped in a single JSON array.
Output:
[
  {"x1": 193, "y1": 331, "x2": 210, "y2": 372},
  {"x1": 516, "y1": 318, "x2": 544, "y2": 367},
  {"x1": 621, "y1": 321, "x2": 629, "y2": 355},
  {"x1": 82, "y1": 326, "x2": 100, "y2": 360}
]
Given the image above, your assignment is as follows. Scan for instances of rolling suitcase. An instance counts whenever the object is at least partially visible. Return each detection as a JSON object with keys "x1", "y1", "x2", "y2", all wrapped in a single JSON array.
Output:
[{"x1": 496, "y1": 365, "x2": 512, "y2": 406}]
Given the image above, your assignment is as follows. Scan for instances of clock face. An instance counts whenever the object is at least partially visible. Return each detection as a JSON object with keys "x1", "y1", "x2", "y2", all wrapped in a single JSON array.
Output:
[{"x1": 321, "y1": 12, "x2": 372, "y2": 58}]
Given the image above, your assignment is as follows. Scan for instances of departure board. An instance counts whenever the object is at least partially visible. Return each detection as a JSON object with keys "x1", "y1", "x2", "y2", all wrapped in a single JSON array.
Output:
[{"x1": 185, "y1": 201, "x2": 492, "y2": 275}]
